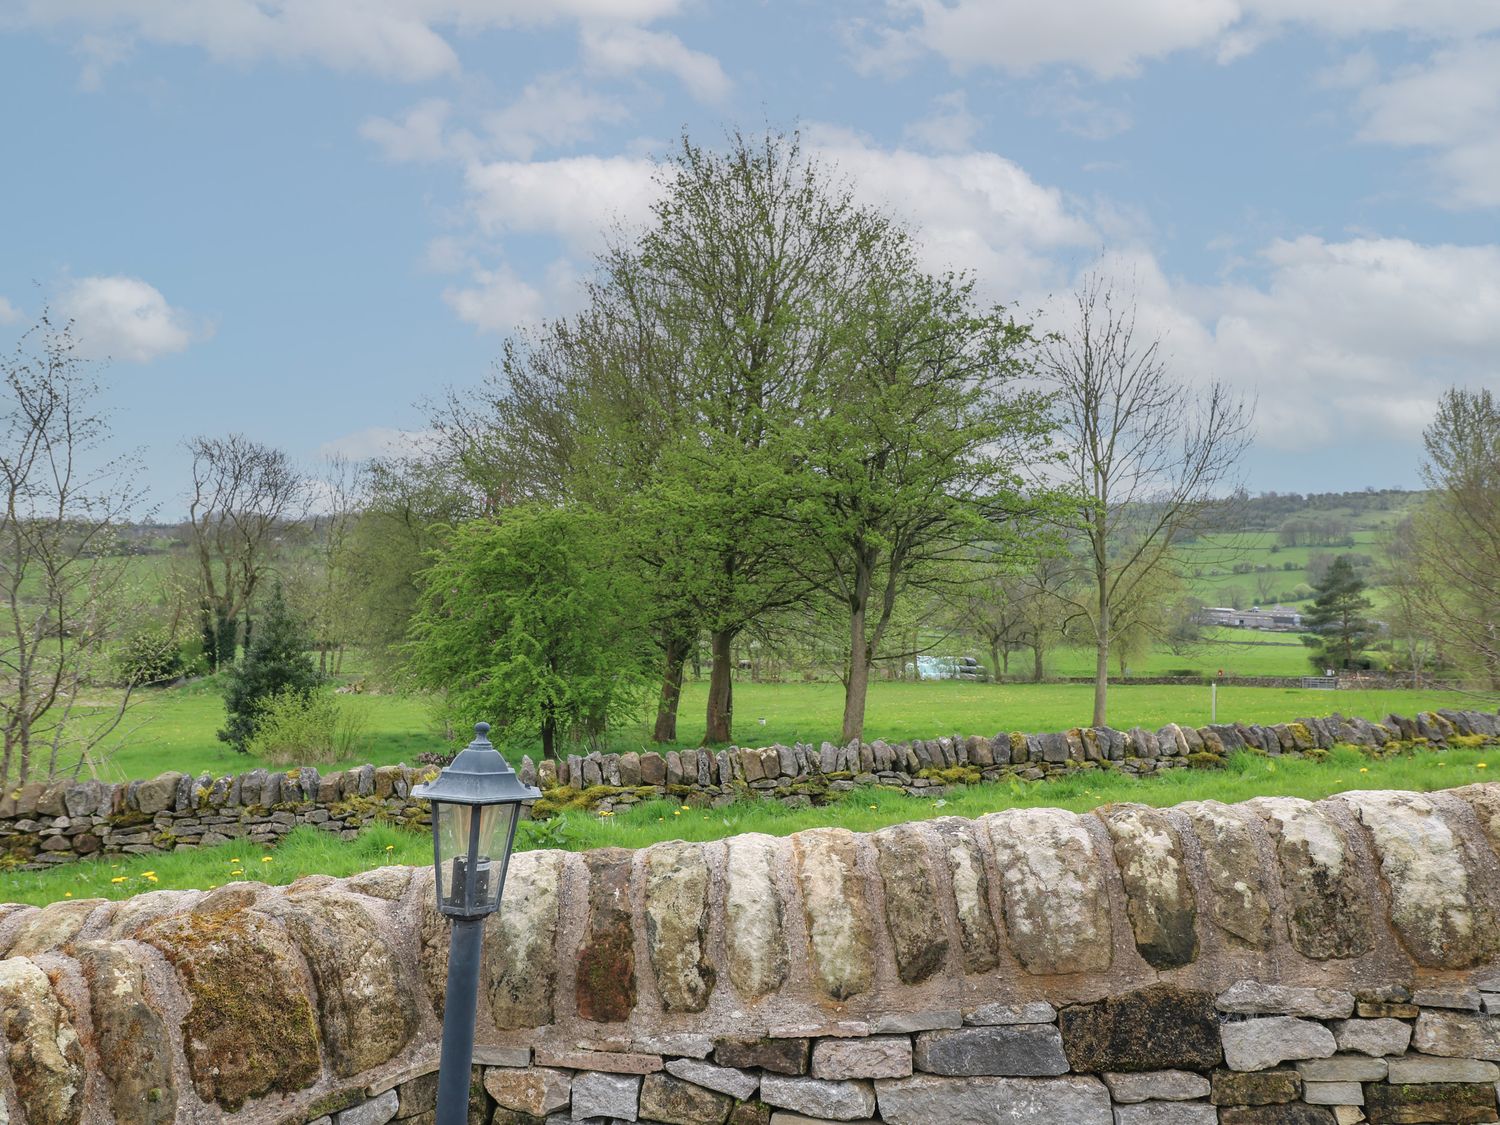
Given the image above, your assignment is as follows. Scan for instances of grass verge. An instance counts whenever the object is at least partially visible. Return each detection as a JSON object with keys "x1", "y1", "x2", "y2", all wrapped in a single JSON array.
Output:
[{"x1": 6, "y1": 743, "x2": 1494, "y2": 908}]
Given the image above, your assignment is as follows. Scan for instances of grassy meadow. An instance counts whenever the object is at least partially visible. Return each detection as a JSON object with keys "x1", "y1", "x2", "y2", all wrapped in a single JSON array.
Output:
[
  {"x1": 9, "y1": 743, "x2": 1495, "y2": 908},
  {"x1": 68, "y1": 673, "x2": 1498, "y2": 781}
]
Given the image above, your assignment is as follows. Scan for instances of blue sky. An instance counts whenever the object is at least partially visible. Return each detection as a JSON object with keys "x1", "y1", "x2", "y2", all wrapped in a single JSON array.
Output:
[{"x1": 2, "y1": 1, "x2": 1497, "y2": 513}]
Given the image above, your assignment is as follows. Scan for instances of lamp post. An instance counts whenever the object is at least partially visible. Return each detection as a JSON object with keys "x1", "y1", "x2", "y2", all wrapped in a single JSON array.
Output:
[{"x1": 413, "y1": 722, "x2": 540, "y2": 1125}]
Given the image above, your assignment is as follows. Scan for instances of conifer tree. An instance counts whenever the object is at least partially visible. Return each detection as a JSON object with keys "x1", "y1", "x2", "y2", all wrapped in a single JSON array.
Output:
[
  {"x1": 219, "y1": 583, "x2": 322, "y2": 750},
  {"x1": 1302, "y1": 555, "x2": 1377, "y2": 671}
]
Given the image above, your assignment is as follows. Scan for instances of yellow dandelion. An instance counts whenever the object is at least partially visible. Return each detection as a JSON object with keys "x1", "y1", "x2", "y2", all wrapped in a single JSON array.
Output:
[
  {"x1": 145, "y1": 875, "x2": 158, "y2": 883},
  {"x1": 64, "y1": 891, "x2": 72, "y2": 898},
  {"x1": 261, "y1": 856, "x2": 273, "y2": 863},
  {"x1": 1359, "y1": 767, "x2": 1369, "y2": 774},
  {"x1": 673, "y1": 810, "x2": 681, "y2": 816},
  {"x1": 384, "y1": 844, "x2": 395, "y2": 851},
  {"x1": 229, "y1": 858, "x2": 241, "y2": 864},
  {"x1": 140, "y1": 870, "x2": 156, "y2": 878},
  {"x1": 1479, "y1": 762, "x2": 1489, "y2": 769},
  {"x1": 110, "y1": 876, "x2": 126, "y2": 884},
  {"x1": 868, "y1": 804, "x2": 877, "y2": 810},
  {"x1": 208, "y1": 884, "x2": 217, "y2": 889}
]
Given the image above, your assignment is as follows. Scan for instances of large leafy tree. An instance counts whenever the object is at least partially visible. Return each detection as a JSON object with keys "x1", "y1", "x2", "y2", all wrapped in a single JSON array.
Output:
[
  {"x1": 1301, "y1": 555, "x2": 1377, "y2": 671},
  {"x1": 407, "y1": 504, "x2": 654, "y2": 760}
]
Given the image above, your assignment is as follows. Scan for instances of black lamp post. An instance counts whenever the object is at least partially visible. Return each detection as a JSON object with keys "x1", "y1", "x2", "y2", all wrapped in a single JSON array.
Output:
[{"x1": 413, "y1": 722, "x2": 540, "y2": 1125}]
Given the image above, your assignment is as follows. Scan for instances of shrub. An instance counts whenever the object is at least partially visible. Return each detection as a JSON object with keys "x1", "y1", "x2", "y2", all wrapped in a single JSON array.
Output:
[
  {"x1": 220, "y1": 584, "x2": 323, "y2": 750},
  {"x1": 114, "y1": 628, "x2": 184, "y2": 687},
  {"x1": 245, "y1": 689, "x2": 367, "y2": 765}
]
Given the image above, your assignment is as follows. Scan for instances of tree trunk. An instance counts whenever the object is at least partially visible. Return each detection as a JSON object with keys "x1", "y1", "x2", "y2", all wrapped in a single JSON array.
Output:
[
  {"x1": 1093, "y1": 596, "x2": 1110, "y2": 727},
  {"x1": 1032, "y1": 641, "x2": 1044, "y2": 682},
  {"x1": 705, "y1": 629, "x2": 735, "y2": 743},
  {"x1": 652, "y1": 634, "x2": 690, "y2": 743},
  {"x1": 541, "y1": 712, "x2": 557, "y2": 762},
  {"x1": 989, "y1": 640, "x2": 1002, "y2": 679},
  {"x1": 842, "y1": 603, "x2": 870, "y2": 744}
]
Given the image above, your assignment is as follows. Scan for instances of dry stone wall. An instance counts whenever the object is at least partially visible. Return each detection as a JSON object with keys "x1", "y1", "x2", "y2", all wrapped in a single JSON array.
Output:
[
  {"x1": 7, "y1": 783, "x2": 1500, "y2": 1122},
  {"x1": 7, "y1": 707, "x2": 1497, "y2": 872}
]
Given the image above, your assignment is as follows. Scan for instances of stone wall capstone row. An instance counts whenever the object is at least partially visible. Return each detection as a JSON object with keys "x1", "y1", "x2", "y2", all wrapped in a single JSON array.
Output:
[{"x1": 3, "y1": 781, "x2": 1500, "y2": 1120}]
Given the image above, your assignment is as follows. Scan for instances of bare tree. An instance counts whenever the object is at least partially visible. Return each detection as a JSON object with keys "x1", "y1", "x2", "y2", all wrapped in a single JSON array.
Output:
[
  {"x1": 0, "y1": 315, "x2": 146, "y2": 789},
  {"x1": 186, "y1": 434, "x2": 307, "y2": 670},
  {"x1": 1041, "y1": 275, "x2": 1252, "y2": 725}
]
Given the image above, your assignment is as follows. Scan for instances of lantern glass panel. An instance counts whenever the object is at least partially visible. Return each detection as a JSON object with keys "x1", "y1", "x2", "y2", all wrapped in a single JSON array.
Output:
[{"x1": 434, "y1": 800, "x2": 519, "y2": 912}]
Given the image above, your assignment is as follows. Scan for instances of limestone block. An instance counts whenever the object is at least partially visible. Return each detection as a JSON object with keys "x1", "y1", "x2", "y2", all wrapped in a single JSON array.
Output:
[
  {"x1": 1113, "y1": 1104, "x2": 1217, "y2": 1125},
  {"x1": 1217, "y1": 981, "x2": 1356, "y2": 1020},
  {"x1": 485, "y1": 1066, "x2": 571, "y2": 1115},
  {"x1": 644, "y1": 840, "x2": 715, "y2": 1012},
  {"x1": 1295, "y1": 1057, "x2": 1387, "y2": 1081},
  {"x1": 812, "y1": 1037, "x2": 912, "y2": 1080},
  {"x1": 476, "y1": 852, "x2": 559, "y2": 1029},
  {"x1": 793, "y1": 829, "x2": 874, "y2": 1001},
  {"x1": 1386, "y1": 1056, "x2": 1500, "y2": 1083},
  {"x1": 1250, "y1": 798, "x2": 1372, "y2": 961},
  {"x1": 1099, "y1": 804, "x2": 1200, "y2": 969},
  {"x1": 930, "y1": 819, "x2": 999, "y2": 974},
  {"x1": 1413, "y1": 1011, "x2": 1500, "y2": 1060},
  {"x1": 874, "y1": 1075, "x2": 1112, "y2": 1125},
  {"x1": 664, "y1": 1058, "x2": 760, "y2": 1100},
  {"x1": 1363, "y1": 1080, "x2": 1499, "y2": 1124},
  {"x1": 6, "y1": 898, "x2": 103, "y2": 957},
  {"x1": 983, "y1": 808, "x2": 1112, "y2": 976},
  {"x1": 1330, "y1": 1018, "x2": 1411, "y2": 1057},
  {"x1": 336, "y1": 1090, "x2": 399, "y2": 1125},
  {"x1": 1218, "y1": 1107, "x2": 1338, "y2": 1124},
  {"x1": 873, "y1": 824, "x2": 949, "y2": 984},
  {"x1": 1220, "y1": 1017, "x2": 1336, "y2": 1071},
  {"x1": 1343, "y1": 791, "x2": 1496, "y2": 968},
  {"x1": 1302, "y1": 1081, "x2": 1363, "y2": 1106},
  {"x1": 964, "y1": 1001, "x2": 1057, "y2": 1026},
  {"x1": 1413, "y1": 986, "x2": 1483, "y2": 1010},
  {"x1": 0, "y1": 957, "x2": 85, "y2": 1125},
  {"x1": 1102, "y1": 1070, "x2": 1212, "y2": 1102},
  {"x1": 724, "y1": 834, "x2": 788, "y2": 1000},
  {"x1": 913, "y1": 1025, "x2": 1068, "y2": 1077},
  {"x1": 759, "y1": 1075, "x2": 876, "y2": 1121},
  {"x1": 571, "y1": 1072, "x2": 640, "y2": 1121},
  {"x1": 75, "y1": 940, "x2": 177, "y2": 1125}
]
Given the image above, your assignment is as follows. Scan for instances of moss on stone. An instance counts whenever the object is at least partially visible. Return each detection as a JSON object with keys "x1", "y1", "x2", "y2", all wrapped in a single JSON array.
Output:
[
  {"x1": 917, "y1": 766, "x2": 983, "y2": 785},
  {"x1": 1186, "y1": 752, "x2": 1225, "y2": 770}
]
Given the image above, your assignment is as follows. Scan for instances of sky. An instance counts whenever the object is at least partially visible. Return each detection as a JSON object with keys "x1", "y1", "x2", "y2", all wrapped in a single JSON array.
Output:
[{"x1": 1, "y1": 0, "x2": 1498, "y2": 514}]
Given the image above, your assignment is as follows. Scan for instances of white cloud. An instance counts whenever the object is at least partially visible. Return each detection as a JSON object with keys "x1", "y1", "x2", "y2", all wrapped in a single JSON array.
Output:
[
  {"x1": 902, "y1": 91, "x2": 981, "y2": 152},
  {"x1": 7, "y1": 0, "x2": 689, "y2": 83},
  {"x1": 1058, "y1": 237, "x2": 1500, "y2": 450},
  {"x1": 462, "y1": 154, "x2": 661, "y2": 254},
  {"x1": 854, "y1": 0, "x2": 1500, "y2": 80},
  {"x1": 0, "y1": 296, "x2": 21, "y2": 325},
  {"x1": 580, "y1": 25, "x2": 730, "y2": 101},
  {"x1": 1354, "y1": 37, "x2": 1500, "y2": 208},
  {"x1": 443, "y1": 263, "x2": 548, "y2": 334},
  {"x1": 360, "y1": 97, "x2": 456, "y2": 162},
  {"x1": 55, "y1": 276, "x2": 206, "y2": 362},
  {"x1": 316, "y1": 425, "x2": 436, "y2": 461},
  {"x1": 483, "y1": 73, "x2": 632, "y2": 159}
]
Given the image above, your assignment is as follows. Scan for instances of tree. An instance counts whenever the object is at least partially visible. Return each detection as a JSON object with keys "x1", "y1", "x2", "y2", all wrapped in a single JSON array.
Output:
[
  {"x1": 219, "y1": 582, "x2": 322, "y2": 749},
  {"x1": 407, "y1": 505, "x2": 654, "y2": 760},
  {"x1": 1398, "y1": 387, "x2": 1500, "y2": 685},
  {"x1": 0, "y1": 314, "x2": 146, "y2": 789},
  {"x1": 787, "y1": 246, "x2": 1061, "y2": 739},
  {"x1": 1041, "y1": 275, "x2": 1252, "y2": 725},
  {"x1": 1301, "y1": 555, "x2": 1377, "y2": 671},
  {"x1": 186, "y1": 433, "x2": 307, "y2": 670}
]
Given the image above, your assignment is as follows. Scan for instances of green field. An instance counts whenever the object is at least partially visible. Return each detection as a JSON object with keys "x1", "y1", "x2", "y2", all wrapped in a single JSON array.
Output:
[
  {"x1": 9, "y1": 743, "x2": 1494, "y2": 908},
  {"x1": 72, "y1": 676, "x2": 1498, "y2": 781}
]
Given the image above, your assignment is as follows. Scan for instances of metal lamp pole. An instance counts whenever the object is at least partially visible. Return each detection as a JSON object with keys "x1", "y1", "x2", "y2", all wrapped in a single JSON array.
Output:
[{"x1": 412, "y1": 723, "x2": 540, "y2": 1125}]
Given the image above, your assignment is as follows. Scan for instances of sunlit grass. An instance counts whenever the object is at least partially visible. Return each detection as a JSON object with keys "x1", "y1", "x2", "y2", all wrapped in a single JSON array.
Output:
[{"x1": 8, "y1": 744, "x2": 1493, "y2": 908}]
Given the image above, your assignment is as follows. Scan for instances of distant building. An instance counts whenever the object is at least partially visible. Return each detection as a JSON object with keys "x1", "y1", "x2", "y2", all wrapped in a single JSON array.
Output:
[{"x1": 1200, "y1": 604, "x2": 1304, "y2": 632}]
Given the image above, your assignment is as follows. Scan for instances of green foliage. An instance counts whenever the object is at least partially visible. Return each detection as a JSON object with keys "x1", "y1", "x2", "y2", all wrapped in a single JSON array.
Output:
[
  {"x1": 1302, "y1": 555, "x2": 1378, "y2": 671},
  {"x1": 243, "y1": 688, "x2": 366, "y2": 765},
  {"x1": 407, "y1": 504, "x2": 655, "y2": 759},
  {"x1": 219, "y1": 584, "x2": 322, "y2": 750},
  {"x1": 114, "y1": 627, "x2": 185, "y2": 687}
]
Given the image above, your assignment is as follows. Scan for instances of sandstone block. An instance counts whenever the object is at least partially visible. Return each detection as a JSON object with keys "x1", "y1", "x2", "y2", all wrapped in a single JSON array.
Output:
[
  {"x1": 75, "y1": 941, "x2": 177, "y2": 1125},
  {"x1": 1211, "y1": 1068, "x2": 1302, "y2": 1105},
  {"x1": 1296, "y1": 1057, "x2": 1386, "y2": 1082},
  {"x1": 1218, "y1": 981, "x2": 1356, "y2": 1020},
  {"x1": 1219, "y1": 1108, "x2": 1336, "y2": 1124},
  {"x1": 639, "y1": 1073, "x2": 733, "y2": 1125},
  {"x1": 485, "y1": 1067, "x2": 571, "y2": 1116},
  {"x1": 1103, "y1": 1070, "x2": 1211, "y2": 1102},
  {"x1": 1221, "y1": 1017, "x2": 1336, "y2": 1072},
  {"x1": 983, "y1": 807, "x2": 1112, "y2": 975},
  {"x1": 813, "y1": 1036, "x2": 912, "y2": 1080},
  {"x1": 760, "y1": 1075, "x2": 876, "y2": 1121},
  {"x1": 874, "y1": 1074, "x2": 1112, "y2": 1124},
  {"x1": 0, "y1": 956, "x2": 86, "y2": 1125},
  {"x1": 1303, "y1": 1081, "x2": 1364, "y2": 1106},
  {"x1": 914, "y1": 1024, "x2": 1068, "y2": 1077},
  {"x1": 1413, "y1": 1011, "x2": 1500, "y2": 1060},
  {"x1": 872, "y1": 1010, "x2": 962, "y2": 1033},
  {"x1": 930, "y1": 818, "x2": 999, "y2": 974},
  {"x1": 717, "y1": 1038, "x2": 810, "y2": 1076},
  {"x1": 1413, "y1": 986, "x2": 1483, "y2": 1010},
  {"x1": 964, "y1": 1001, "x2": 1057, "y2": 1026},
  {"x1": 1363, "y1": 1081, "x2": 1499, "y2": 1124},
  {"x1": 873, "y1": 824, "x2": 949, "y2": 984},
  {"x1": 1060, "y1": 985, "x2": 1222, "y2": 1073},
  {"x1": 571, "y1": 1072, "x2": 640, "y2": 1121},
  {"x1": 576, "y1": 849, "x2": 637, "y2": 1022},
  {"x1": 1331, "y1": 1019, "x2": 1412, "y2": 1057},
  {"x1": 664, "y1": 1058, "x2": 759, "y2": 1100}
]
